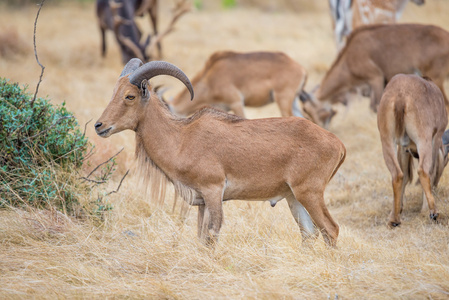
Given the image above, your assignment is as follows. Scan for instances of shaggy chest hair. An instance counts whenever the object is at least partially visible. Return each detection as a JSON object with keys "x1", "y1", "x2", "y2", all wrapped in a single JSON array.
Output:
[{"x1": 135, "y1": 138, "x2": 196, "y2": 207}]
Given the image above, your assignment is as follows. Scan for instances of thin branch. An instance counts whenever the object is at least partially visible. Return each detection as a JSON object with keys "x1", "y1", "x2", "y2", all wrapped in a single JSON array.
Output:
[
  {"x1": 85, "y1": 148, "x2": 124, "y2": 179},
  {"x1": 80, "y1": 177, "x2": 107, "y2": 184},
  {"x1": 69, "y1": 119, "x2": 92, "y2": 153},
  {"x1": 146, "y1": 0, "x2": 190, "y2": 58},
  {"x1": 31, "y1": 0, "x2": 46, "y2": 106},
  {"x1": 106, "y1": 169, "x2": 130, "y2": 196},
  {"x1": 82, "y1": 146, "x2": 95, "y2": 162},
  {"x1": 82, "y1": 119, "x2": 92, "y2": 139}
]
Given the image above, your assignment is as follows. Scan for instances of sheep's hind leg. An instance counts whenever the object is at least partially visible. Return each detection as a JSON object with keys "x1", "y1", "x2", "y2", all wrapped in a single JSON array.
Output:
[
  {"x1": 289, "y1": 186, "x2": 339, "y2": 248},
  {"x1": 286, "y1": 194, "x2": 319, "y2": 247}
]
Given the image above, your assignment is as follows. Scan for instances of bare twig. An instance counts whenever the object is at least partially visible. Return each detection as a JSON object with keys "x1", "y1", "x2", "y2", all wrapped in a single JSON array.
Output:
[
  {"x1": 146, "y1": 0, "x2": 190, "y2": 58},
  {"x1": 80, "y1": 177, "x2": 107, "y2": 184},
  {"x1": 31, "y1": 0, "x2": 46, "y2": 106},
  {"x1": 82, "y1": 146, "x2": 95, "y2": 162},
  {"x1": 84, "y1": 148, "x2": 124, "y2": 179},
  {"x1": 69, "y1": 119, "x2": 92, "y2": 154},
  {"x1": 82, "y1": 119, "x2": 92, "y2": 139},
  {"x1": 106, "y1": 169, "x2": 130, "y2": 196}
]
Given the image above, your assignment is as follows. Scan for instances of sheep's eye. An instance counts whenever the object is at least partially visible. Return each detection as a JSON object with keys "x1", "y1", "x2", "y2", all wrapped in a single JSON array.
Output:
[{"x1": 126, "y1": 95, "x2": 135, "y2": 100}]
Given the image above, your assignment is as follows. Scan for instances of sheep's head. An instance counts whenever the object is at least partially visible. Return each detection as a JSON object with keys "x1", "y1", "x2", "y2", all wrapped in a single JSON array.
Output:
[
  {"x1": 299, "y1": 87, "x2": 336, "y2": 129},
  {"x1": 95, "y1": 58, "x2": 194, "y2": 138}
]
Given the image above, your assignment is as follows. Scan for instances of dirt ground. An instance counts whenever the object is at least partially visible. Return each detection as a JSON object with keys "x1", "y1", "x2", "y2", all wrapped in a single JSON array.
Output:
[{"x1": 1, "y1": 0, "x2": 449, "y2": 298}]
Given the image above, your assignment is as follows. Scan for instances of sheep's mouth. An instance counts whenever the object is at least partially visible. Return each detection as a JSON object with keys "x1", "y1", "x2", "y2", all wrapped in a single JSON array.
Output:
[{"x1": 97, "y1": 127, "x2": 112, "y2": 137}]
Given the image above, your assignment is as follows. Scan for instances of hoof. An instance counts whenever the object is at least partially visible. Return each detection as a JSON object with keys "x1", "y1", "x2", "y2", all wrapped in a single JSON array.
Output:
[
  {"x1": 389, "y1": 221, "x2": 401, "y2": 228},
  {"x1": 204, "y1": 238, "x2": 216, "y2": 249},
  {"x1": 430, "y1": 213, "x2": 439, "y2": 221}
]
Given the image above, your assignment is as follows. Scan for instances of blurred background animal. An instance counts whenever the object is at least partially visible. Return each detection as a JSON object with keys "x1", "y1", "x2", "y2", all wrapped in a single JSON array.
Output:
[
  {"x1": 304, "y1": 23, "x2": 449, "y2": 127},
  {"x1": 377, "y1": 74, "x2": 449, "y2": 227},
  {"x1": 328, "y1": 0, "x2": 352, "y2": 51},
  {"x1": 134, "y1": 0, "x2": 161, "y2": 57},
  {"x1": 168, "y1": 51, "x2": 308, "y2": 118},
  {"x1": 329, "y1": 0, "x2": 425, "y2": 50},
  {"x1": 96, "y1": 0, "x2": 189, "y2": 64}
]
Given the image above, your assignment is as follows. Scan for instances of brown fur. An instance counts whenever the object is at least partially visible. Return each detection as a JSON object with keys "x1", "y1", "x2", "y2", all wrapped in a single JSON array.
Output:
[
  {"x1": 95, "y1": 65, "x2": 346, "y2": 248},
  {"x1": 188, "y1": 51, "x2": 237, "y2": 86},
  {"x1": 329, "y1": 24, "x2": 386, "y2": 73},
  {"x1": 392, "y1": 97, "x2": 414, "y2": 185},
  {"x1": 170, "y1": 51, "x2": 308, "y2": 118},
  {"x1": 377, "y1": 74, "x2": 449, "y2": 227},
  {"x1": 181, "y1": 106, "x2": 245, "y2": 125},
  {"x1": 309, "y1": 23, "x2": 449, "y2": 127},
  {"x1": 393, "y1": 97, "x2": 406, "y2": 138}
]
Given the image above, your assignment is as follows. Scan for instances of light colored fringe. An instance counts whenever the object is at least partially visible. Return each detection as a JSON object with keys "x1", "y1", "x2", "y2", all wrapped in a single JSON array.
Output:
[{"x1": 135, "y1": 142, "x2": 196, "y2": 216}]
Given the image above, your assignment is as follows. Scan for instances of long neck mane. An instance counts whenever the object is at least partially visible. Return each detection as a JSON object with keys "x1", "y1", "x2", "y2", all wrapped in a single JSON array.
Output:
[{"x1": 134, "y1": 96, "x2": 196, "y2": 206}]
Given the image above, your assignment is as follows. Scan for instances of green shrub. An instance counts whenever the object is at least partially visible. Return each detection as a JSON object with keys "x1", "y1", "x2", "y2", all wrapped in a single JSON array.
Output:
[
  {"x1": 0, "y1": 78, "x2": 89, "y2": 212},
  {"x1": 222, "y1": 0, "x2": 236, "y2": 9},
  {"x1": 194, "y1": 0, "x2": 203, "y2": 10}
]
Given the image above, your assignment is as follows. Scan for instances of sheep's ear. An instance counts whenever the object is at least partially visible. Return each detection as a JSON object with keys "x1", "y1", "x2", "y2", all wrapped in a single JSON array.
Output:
[{"x1": 140, "y1": 80, "x2": 150, "y2": 100}]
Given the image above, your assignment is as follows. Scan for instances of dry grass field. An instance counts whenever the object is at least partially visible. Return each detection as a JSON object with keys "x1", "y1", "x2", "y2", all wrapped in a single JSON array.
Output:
[{"x1": 2, "y1": 0, "x2": 449, "y2": 298}]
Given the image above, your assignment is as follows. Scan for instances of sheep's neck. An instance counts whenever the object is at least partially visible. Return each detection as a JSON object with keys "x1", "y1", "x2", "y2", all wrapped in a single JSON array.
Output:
[{"x1": 136, "y1": 98, "x2": 182, "y2": 178}]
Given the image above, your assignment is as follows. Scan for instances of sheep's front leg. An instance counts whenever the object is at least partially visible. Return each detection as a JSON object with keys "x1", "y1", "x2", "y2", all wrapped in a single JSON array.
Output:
[
  {"x1": 369, "y1": 76, "x2": 385, "y2": 112},
  {"x1": 198, "y1": 186, "x2": 224, "y2": 246}
]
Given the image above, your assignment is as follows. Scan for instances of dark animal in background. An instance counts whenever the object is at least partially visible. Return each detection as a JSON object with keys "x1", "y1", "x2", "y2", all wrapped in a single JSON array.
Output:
[
  {"x1": 378, "y1": 74, "x2": 449, "y2": 227},
  {"x1": 96, "y1": 0, "x2": 189, "y2": 64},
  {"x1": 96, "y1": 0, "x2": 148, "y2": 63},
  {"x1": 134, "y1": 0, "x2": 161, "y2": 58}
]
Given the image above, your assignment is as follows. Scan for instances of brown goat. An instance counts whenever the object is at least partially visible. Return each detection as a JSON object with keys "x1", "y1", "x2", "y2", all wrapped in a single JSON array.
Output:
[
  {"x1": 307, "y1": 23, "x2": 449, "y2": 127},
  {"x1": 169, "y1": 51, "x2": 308, "y2": 118},
  {"x1": 95, "y1": 59, "x2": 346, "y2": 247},
  {"x1": 378, "y1": 74, "x2": 449, "y2": 227}
]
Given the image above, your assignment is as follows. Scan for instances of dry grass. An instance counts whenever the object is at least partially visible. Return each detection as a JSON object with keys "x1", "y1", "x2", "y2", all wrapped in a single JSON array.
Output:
[{"x1": 2, "y1": 0, "x2": 449, "y2": 298}]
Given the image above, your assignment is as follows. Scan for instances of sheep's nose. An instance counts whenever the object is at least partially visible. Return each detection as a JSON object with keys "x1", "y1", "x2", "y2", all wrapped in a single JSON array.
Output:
[{"x1": 94, "y1": 122, "x2": 103, "y2": 130}]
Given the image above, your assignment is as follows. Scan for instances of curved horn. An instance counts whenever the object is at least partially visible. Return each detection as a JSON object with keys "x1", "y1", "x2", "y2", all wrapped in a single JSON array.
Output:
[
  {"x1": 120, "y1": 58, "x2": 143, "y2": 77},
  {"x1": 129, "y1": 61, "x2": 194, "y2": 100}
]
